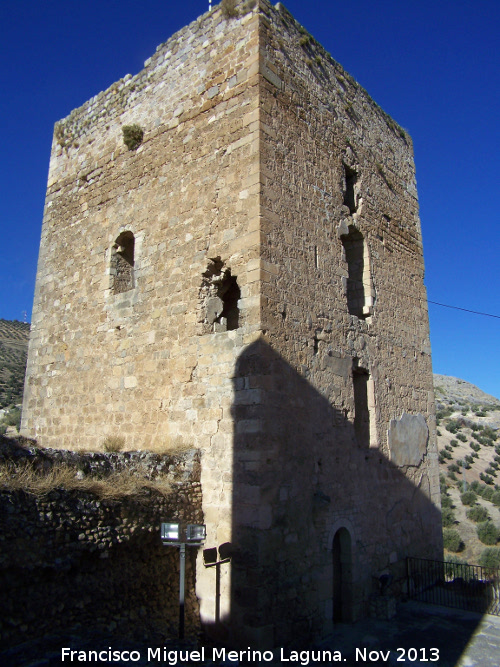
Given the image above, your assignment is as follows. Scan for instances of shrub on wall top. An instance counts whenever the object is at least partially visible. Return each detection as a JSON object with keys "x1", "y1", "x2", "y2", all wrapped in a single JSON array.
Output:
[{"x1": 221, "y1": 0, "x2": 239, "y2": 18}]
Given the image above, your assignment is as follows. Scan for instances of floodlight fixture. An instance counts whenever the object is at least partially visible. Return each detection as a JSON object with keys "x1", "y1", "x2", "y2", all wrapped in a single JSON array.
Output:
[
  {"x1": 161, "y1": 522, "x2": 206, "y2": 545},
  {"x1": 160, "y1": 520, "x2": 206, "y2": 639},
  {"x1": 186, "y1": 523, "x2": 206, "y2": 544},
  {"x1": 161, "y1": 522, "x2": 180, "y2": 542}
]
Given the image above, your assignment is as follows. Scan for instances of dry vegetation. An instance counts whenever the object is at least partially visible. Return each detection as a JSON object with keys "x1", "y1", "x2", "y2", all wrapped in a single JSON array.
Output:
[
  {"x1": 102, "y1": 435, "x2": 125, "y2": 453},
  {"x1": 0, "y1": 460, "x2": 172, "y2": 499}
]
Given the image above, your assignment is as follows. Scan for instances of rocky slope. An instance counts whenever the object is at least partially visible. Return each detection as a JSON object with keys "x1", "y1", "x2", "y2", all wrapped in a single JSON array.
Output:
[
  {"x1": 434, "y1": 374, "x2": 500, "y2": 566},
  {"x1": 0, "y1": 319, "x2": 29, "y2": 410}
]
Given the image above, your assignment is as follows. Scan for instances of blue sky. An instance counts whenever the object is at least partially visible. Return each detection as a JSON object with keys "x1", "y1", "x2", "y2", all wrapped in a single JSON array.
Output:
[{"x1": 0, "y1": 0, "x2": 498, "y2": 397}]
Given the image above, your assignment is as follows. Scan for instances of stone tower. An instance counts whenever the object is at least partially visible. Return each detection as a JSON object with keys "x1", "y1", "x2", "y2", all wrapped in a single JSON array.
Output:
[{"x1": 22, "y1": 0, "x2": 442, "y2": 648}]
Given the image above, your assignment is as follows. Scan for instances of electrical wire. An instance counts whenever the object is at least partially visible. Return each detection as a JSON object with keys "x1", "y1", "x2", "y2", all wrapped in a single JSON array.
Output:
[
  {"x1": 427, "y1": 301, "x2": 500, "y2": 320},
  {"x1": 342, "y1": 276, "x2": 500, "y2": 320}
]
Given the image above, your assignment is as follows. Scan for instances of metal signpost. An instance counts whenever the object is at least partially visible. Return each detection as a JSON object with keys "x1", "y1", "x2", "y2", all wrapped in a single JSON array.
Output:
[
  {"x1": 203, "y1": 542, "x2": 232, "y2": 626},
  {"x1": 161, "y1": 522, "x2": 206, "y2": 640}
]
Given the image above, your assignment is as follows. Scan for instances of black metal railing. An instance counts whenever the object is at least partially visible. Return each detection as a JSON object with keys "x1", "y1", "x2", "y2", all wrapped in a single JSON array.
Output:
[{"x1": 407, "y1": 557, "x2": 500, "y2": 616}]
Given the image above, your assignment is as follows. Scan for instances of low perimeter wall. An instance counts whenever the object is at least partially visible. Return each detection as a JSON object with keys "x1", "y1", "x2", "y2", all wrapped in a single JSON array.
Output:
[{"x1": 0, "y1": 436, "x2": 203, "y2": 651}]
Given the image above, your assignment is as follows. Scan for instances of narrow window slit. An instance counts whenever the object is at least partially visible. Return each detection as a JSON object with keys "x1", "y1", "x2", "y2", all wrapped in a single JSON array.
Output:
[
  {"x1": 353, "y1": 364, "x2": 369, "y2": 447},
  {"x1": 343, "y1": 165, "x2": 358, "y2": 214},
  {"x1": 341, "y1": 226, "x2": 374, "y2": 318},
  {"x1": 111, "y1": 231, "x2": 135, "y2": 294}
]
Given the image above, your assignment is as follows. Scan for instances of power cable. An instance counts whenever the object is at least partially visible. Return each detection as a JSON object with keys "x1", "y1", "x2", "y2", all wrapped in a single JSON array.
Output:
[
  {"x1": 427, "y1": 301, "x2": 500, "y2": 320},
  {"x1": 343, "y1": 276, "x2": 500, "y2": 320}
]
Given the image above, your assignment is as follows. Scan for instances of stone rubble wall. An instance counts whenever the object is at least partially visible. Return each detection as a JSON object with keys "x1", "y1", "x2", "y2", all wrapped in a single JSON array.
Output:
[{"x1": 0, "y1": 438, "x2": 202, "y2": 649}]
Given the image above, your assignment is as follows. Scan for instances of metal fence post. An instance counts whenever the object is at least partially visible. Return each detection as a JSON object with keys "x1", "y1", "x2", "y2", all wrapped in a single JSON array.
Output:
[{"x1": 179, "y1": 542, "x2": 186, "y2": 640}]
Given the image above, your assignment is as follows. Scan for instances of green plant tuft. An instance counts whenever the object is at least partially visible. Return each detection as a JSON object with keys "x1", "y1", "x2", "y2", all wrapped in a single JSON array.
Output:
[
  {"x1": 478, "y1": 547, "x2": 500, "y2": 569},
  {"x1": 440, "y1": 494, "x2": 453, "y2": 508},
  {"x1": 480, "y1": 485, "x2": 495, "y2": 499},
  {"x1": 480, "y1": 472, "x2": 494, "y2": 485},
  {"x1": 477, "y1": 521, "x2": 500, "y2": 546},
  {"x1": 443, "y1": 528, "x2": 463, "y2": 552},
  {"x1": 444, "y1": 554, "x2": 466, "y2": 566},
  {"x1": 460, "y1": 490, "x2": 477, "y2": 506},
  {"x1": 1, "y1": 407, "x2": 22, "y2": 430},
  {"x1": 221, "y1": 0, "x2": 239, "y2": 19},
  {"x1": 446, "y1": 419, "x2": 463, "y2": 434},
  {"x1": 122, "y1": 124, "x2": 144, "y2": 151},
  {"x1": 466, "y1": 506, "x2": 489, "y2": 523},
  {"x1": 441, "y1": 507, "x2": 456, "y2": 527}
]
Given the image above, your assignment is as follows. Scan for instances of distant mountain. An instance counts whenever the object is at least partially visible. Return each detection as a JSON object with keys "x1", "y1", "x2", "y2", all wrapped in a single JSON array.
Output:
[
  {"x1": 434, "y1": 374, "x2": 500, "y2": 411},
  {"x1": 0, "y1": 319, "x2": 30, "y2": 410}
]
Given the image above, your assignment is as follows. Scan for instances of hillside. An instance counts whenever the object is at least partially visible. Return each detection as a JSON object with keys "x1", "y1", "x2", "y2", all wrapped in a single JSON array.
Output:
[
  {"x1": 0, "y1": 319, "x2": 30, "y2": 410},
  {"x1": 434, "y1": 374, "x2": 500, "y2": 415},
  {"x1": 434, "y1": 374, "x2": 500, "y2": 566}
]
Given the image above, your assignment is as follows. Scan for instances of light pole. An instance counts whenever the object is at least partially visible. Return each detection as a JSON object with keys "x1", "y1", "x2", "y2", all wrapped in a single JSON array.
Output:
[{"x1": 161, "y1": 522, "x2": 206, "y2": 639}]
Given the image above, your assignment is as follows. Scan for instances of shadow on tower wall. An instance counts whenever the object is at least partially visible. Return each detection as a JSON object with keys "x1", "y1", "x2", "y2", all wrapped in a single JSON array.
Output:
[{"x1": 202, "y1": 338, "x2": 484, "y2": 660}]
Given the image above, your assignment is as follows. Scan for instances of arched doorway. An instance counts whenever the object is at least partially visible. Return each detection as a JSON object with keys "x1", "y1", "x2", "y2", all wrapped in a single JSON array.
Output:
[{"x1": 332, "y1": 527, "x2": 353, "y2": 622}]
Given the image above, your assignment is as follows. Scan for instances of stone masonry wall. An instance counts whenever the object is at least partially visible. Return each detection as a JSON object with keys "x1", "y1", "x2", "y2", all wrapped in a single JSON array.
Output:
[
  {"x1": 22, "y1": 3, "x2": 262, "y2": 453},
  {"x1": 229, "y1": 1, "x2": 441, "y2": 643},
  {"x1": 21, "y1": 0, "x2": 442, "y2": 648},
  {"x1": 0, "y1": 437, "x2": 202, "y2": 650},
  {"x1": 22, "y1": 1, "x2": 266, "y2": 642}
]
